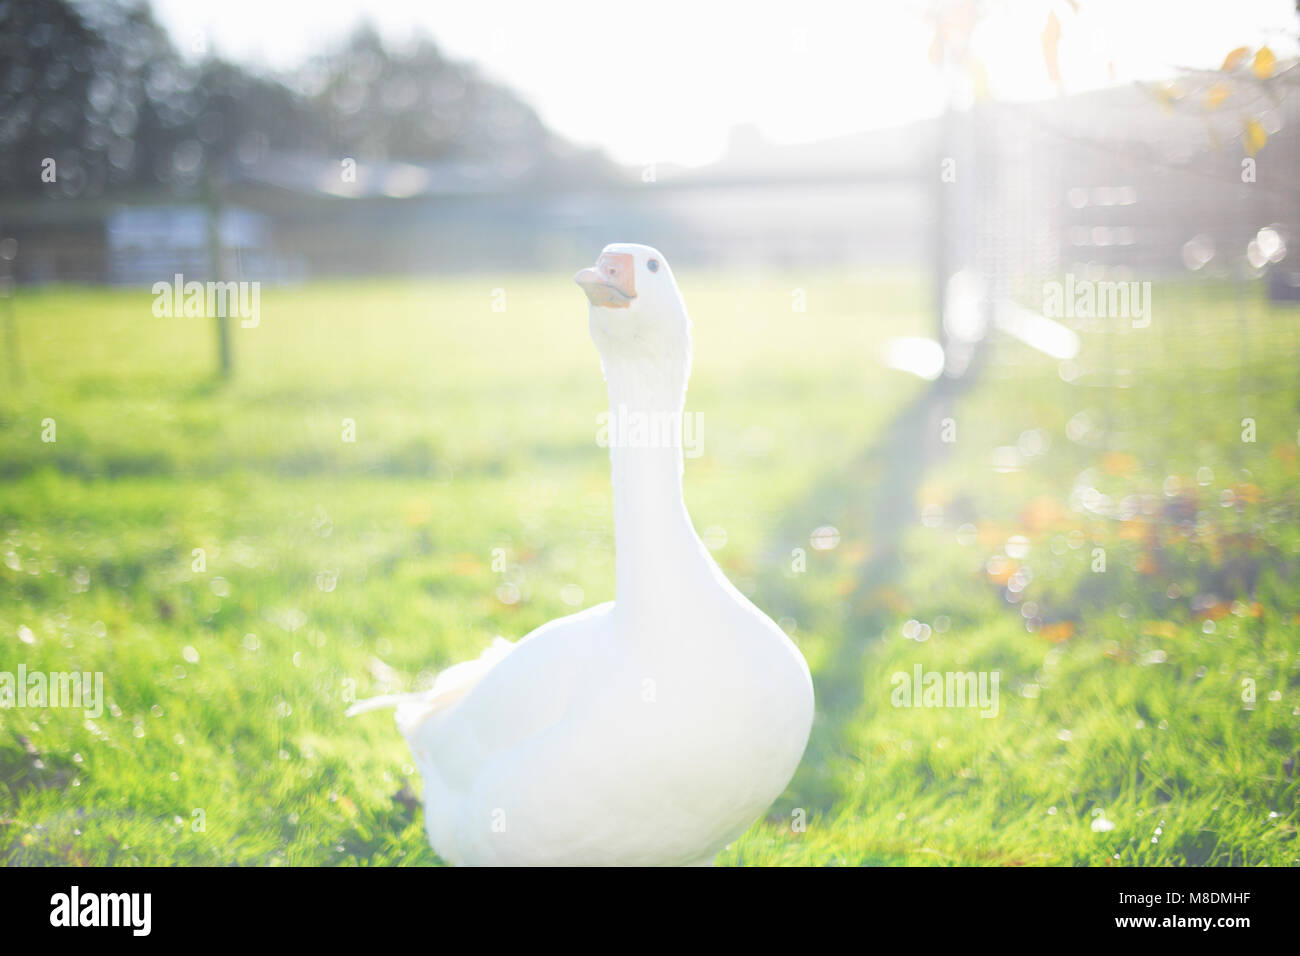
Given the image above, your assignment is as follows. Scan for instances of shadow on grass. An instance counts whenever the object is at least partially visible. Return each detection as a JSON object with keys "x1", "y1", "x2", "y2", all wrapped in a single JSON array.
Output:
[{"x1": 769, "y1": 367, "x2": 981, "y2": 815}]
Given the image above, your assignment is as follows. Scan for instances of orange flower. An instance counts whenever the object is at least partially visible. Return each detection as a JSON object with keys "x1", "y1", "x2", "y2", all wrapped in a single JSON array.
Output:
[
  {"x1": 1102, "y1": 452, "x2": 1139, "y2": 476},
  {"x1": 1232, "y1": 483, "x2": 1262, "y2": 504},
  {"x1": 877, "y1": 587, "x2": 907, "y2": 614},
  {"x1": 1021, "y1": 496, "x2": 1066, "y2": 532},
  {"x1": 1198, "y1": 601, "x2": 1232, "y2": 621},
  {"x1": 1039, "y1": 620, "x2": 1076, "y2": 643},
  {"x1": 986, "y1": 558, "x2": 1018, "y2": 586},
  {"x1": 841, "y1": 541, "x2": 869, "y2": 566},
  {"x1": 451, "y1": 555, "x2": 482, "y2": 576},
  {"x1": 1119, "y1": 520, "x2": 1150, "y2": 540}
]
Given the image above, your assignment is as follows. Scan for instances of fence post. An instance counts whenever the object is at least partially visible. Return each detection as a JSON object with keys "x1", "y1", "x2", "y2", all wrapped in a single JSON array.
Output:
[
  {"x1": 0, "y1": 235, "x2": 19, "y2": 385},
  {"x1": 204, "y1": 178, "x2": 231, "y2": 379}
]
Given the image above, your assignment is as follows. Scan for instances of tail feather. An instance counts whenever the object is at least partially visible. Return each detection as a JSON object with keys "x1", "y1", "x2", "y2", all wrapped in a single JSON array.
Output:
[
  {"x1": 345, "y1": 693, "x2": 426, "y2": 718},
  {"x1": 345, "y1": 636, "x2": 516, "y2": 725}
]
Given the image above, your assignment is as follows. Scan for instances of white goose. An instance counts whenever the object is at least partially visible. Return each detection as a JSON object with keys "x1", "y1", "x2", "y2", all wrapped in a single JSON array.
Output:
[{"x1": 352, "y1": 244, "x2": 814, "y2": 866}]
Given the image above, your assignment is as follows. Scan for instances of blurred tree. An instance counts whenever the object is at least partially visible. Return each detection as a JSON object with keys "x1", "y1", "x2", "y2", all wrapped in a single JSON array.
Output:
[
  {"x1": 294, "y1": 22, "x2": 611, "y2": 185},
  {"x1": 0, "y1": 0, "x2": 110, "y2": 196},
  {"x1": 1, "y1": 0, "x2": 333, "y2": 197},
  {"x1": 0, "y1": 0, "x2": 614, "y2": 199}
]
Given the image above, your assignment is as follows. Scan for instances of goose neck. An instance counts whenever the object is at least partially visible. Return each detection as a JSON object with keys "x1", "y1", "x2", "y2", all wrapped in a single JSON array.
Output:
[{"x1": 602, "y1": 356, "x2": 702, "y2": 612}]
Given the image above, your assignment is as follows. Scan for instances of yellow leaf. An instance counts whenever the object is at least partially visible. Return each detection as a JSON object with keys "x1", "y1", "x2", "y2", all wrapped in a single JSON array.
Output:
[
  {"x1": 928, "y1": 28, "x2": 945, "y2": 67},
  {"x1": 1204, "y1": 115, "x2": 1222, "y2": 150},
  {"x1": 968, "y1": 58, "x2": 990, "y2": 101},
  {"x1": 1221, "y1": 46, "x2": 1251, "y2": 71},
  {"x1": 402, "y1": 497, "x2": 432, "y2": 526},
  {"x1": 1141, "y1": 621, "x2": 1178, "y2": 640},
  {"x1": 917, "y1": 479, "x2": 951, "y2": 507},
  {"x1": 1253, "y1": 46, "x2": 1276, "y2": 79},
  {"x1": 1151, "y1": 82, "x2": 1183, "y2": 112},
  {"x1": 1243, "y1": 118, "x2": 1267, "y2": 156},
  {"x1": 1206, "y1": 83, "x2": 1231, "y2": 109},
  {"x1": 1042, "y1": 11, "x2": 1063, "y2": 90}
]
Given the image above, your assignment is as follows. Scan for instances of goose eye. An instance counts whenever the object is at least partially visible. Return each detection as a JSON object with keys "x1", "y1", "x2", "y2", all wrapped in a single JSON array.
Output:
[{"x1": 647, "y1": 259, "x2": 659, "y2": 273}]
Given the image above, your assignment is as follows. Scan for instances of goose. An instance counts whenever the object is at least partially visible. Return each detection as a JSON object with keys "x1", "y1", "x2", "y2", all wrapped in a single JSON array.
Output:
[{"x1": 350, "y1": 243, "x2": 814, "y2": 866}]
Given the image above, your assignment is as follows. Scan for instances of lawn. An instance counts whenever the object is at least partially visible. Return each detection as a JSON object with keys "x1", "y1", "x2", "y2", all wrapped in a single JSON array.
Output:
[{"x1": 1, "y1": 272, "x2": 1297, "y2": 865}]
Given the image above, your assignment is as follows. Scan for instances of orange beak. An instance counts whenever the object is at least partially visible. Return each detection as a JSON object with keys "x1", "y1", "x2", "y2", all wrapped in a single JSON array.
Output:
[{"x1": 575, "y1": 252, "x2": 636, "y2": 308}]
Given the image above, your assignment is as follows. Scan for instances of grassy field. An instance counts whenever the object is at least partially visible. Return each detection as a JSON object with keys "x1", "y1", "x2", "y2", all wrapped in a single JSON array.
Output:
[{"x1": 1, "y1": 272, "x2": 1297, "y2": 865}]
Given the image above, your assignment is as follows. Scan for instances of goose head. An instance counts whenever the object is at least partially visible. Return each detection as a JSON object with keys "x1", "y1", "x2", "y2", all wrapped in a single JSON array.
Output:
[{"x1": 576, "y1": 243, "x2": 691, "y2": 388}]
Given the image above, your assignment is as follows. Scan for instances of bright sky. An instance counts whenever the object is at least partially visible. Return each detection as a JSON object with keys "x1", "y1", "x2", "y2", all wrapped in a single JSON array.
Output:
[{"x1": 149, "y1": 0, "x2": 1299, "y2": 167}]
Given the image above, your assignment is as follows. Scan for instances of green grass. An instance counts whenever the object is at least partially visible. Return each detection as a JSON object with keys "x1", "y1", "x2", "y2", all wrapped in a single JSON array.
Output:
[{"x1": 1, "y1": 272, "x2": 1297, "y2": 865}]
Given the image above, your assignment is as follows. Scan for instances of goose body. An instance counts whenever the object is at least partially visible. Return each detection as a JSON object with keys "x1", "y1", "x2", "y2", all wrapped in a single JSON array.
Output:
[{"x1": 355, "y1": 244, "x2": 813, "y2": 865}]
